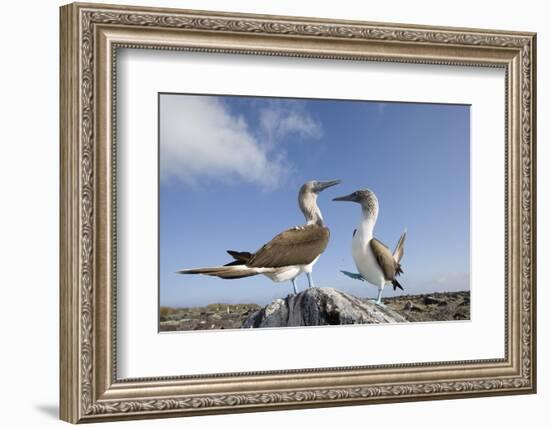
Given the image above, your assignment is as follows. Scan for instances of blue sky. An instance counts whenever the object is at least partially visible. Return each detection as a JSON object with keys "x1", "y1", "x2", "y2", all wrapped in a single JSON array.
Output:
[{"x1": 159, "y1": 93, "x2": 470, "y2": 307}]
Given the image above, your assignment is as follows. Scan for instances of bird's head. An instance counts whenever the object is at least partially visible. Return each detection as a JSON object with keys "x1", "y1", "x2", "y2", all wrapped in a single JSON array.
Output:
[
  {"x1": 333, "y1": 188, "x2": 379, "y2": 218},
  {"x1": 298, "y1": 180, "x2": 341, "y2": 225},
  {"x1": 300, "y1": 179, "x2": 342, "y2": 195}
]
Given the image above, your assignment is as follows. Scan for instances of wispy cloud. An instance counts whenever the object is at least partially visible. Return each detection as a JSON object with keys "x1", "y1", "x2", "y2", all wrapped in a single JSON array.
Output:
[
  {"x1": 259, "y1": 102, "x2": 323, "y2": 147},
  {"x1": 160, "y1": 95, "x2": 322, "y2": 190}
]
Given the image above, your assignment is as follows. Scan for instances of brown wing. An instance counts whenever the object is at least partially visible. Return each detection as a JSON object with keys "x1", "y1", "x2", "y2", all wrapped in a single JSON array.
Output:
[
  {"x1": 247, "y1": 225, "x2": 330, "y2": 268},
  {"x1": 370, "y1": 238, "x2": 399, "y2": 281}
]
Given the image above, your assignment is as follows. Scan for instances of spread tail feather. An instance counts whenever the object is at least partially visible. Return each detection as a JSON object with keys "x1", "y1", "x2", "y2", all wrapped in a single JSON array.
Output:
[
  {"x1": 227, "y1": 250, "x2": 253, "y2": 263},
  {"x1": 393, "y1": 230, "x2": 406, "y2": 263},
  {"x1": 392, "y1": 279, "x2": 404, "y2": 291},
  {"x1": 176, "y1": 265, "x2": 259, "y2": 280}
]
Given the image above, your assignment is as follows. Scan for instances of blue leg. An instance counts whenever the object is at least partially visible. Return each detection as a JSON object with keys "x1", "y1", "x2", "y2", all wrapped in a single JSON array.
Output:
[
  {"x1": 340, "y1": 270, "x2": 365, "y2": 281},
  {"x1": 291, "y1": 278, "x2": 298, "y2": 294},
  {"x1": 306, "y1": 272, "x2": 314, "y2": 288},
  {"x1": 374, "y1": 288, "x2": 384, "y2": 305}
]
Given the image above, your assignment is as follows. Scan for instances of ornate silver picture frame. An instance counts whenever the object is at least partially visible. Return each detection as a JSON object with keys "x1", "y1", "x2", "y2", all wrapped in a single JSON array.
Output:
[{"x1": 60, "y1": 2, "x2": 536, "y2": 423}]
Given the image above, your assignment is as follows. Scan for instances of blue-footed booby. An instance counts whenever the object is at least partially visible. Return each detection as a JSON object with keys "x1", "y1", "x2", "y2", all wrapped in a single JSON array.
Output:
[
  {"x1": 333, "y1": 189, "x2": 406, "y2": 305},
  {"x1": 177, "y1": 180, "x2": 341, "y2": 294}
]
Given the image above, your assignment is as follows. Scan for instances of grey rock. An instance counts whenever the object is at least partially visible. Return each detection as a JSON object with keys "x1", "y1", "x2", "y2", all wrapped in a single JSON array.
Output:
[{"x1": 242, "y1": 287, "x2": 408, "y2": 328}]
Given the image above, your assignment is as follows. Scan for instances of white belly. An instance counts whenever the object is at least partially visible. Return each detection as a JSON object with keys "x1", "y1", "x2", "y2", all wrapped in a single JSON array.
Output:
[
  {"x1": 262, "y1": 256, "x2": 319, "y2": 283},
  {"x1": 352, "y1": 233, "x2": 387, "y2": 288},
  {"x1": 264, "y1": 266, "x2": 302, "y2": 282}
]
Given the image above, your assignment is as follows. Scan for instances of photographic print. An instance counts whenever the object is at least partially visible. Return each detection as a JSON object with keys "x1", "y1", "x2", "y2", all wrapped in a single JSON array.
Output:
[{"x1": 159, "y1": 93, "x2": 470, "y2": 332}]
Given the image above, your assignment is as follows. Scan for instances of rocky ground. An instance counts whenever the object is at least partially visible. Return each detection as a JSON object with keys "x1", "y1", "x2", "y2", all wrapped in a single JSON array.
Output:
[
  {"x1": 381, "y1": 291, "x2": 470, "y2": 322},
  {"x1": 159, "y1": 303, "x2": 262, "y2": 331},
  {"x1": 242, "y1": 288, "x2": 407, "y2": 328},
  {"x1": 159, "y1": 290, "x2": 470, "y2": 332}
]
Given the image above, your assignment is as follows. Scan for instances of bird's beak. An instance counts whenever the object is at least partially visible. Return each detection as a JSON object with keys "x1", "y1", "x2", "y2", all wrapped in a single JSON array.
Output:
[
  {"x1": 333, "y1": 192, "x2": 358, "y2": 202},
  {"x1": 316, "y1": 179, "x2": 341, "y2": 192}
]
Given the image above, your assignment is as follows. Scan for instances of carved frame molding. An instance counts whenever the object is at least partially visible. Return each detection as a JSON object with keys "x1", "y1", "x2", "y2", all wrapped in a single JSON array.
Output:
[{"x1": 60, "y1": 2, "x2": 536, "y2": 423}]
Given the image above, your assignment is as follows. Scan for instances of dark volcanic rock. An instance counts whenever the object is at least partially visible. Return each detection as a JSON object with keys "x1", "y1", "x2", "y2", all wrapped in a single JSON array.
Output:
[
  {"x1": 159, "y1": 303, "x2": 262, "y2": 331},
  {"x1": 242, "y1": 287, "x2": 408, "y2": 328},
  {"x1": 159, "y1": 290, "x2": 470, "y2": 332},
  {"x1": 404, "y1": 301, "x2": 423, "y2": 312},
  {"x1": 384, "y1": 291, "x2": 470, "y2": 322},
  {"x1": 424, "y1": 296, "x2": 444, "y2": 305}
]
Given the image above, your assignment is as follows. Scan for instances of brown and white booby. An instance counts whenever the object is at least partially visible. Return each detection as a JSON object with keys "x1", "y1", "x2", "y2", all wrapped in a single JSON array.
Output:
[
  {"x1": 333, "y1": 188, "x2": 406, "y2": 305},
  {"x1": 177, "y1": 180, "x2": 341, "y2": 294}
]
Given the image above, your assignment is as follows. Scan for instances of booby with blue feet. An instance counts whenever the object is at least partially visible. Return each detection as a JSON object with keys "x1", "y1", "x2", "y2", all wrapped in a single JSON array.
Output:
[
  {"x1": 333, "y1": 188, "x2": 406, "y2": 305},
  {"x1": 177, "y1": 180, "x2": 341, "y2": 295}
]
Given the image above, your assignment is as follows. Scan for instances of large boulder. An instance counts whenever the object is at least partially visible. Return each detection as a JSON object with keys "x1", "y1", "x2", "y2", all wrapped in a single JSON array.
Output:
[{"x1": 242, "y1": 287, "x2": 407, "y2": 328}]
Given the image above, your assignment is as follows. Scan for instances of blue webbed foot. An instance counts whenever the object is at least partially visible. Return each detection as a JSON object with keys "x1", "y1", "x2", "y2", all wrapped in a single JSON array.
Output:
[{"x1": 340, "y1": 270, "x2": 365, "y2": 281}]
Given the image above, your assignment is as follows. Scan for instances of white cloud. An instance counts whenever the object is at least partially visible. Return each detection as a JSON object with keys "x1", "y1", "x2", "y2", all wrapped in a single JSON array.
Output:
[
  {"x1": 259, "y1": 103, "x2": 323, "y2": 146},
  {"x1": 160, "y1": 95, "x2": 322, "y2": 190}
]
